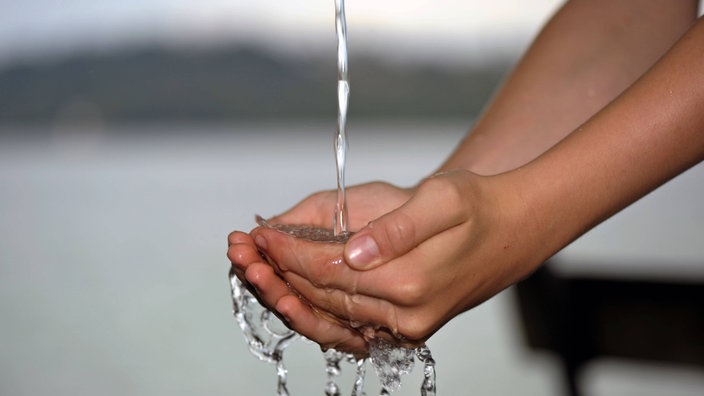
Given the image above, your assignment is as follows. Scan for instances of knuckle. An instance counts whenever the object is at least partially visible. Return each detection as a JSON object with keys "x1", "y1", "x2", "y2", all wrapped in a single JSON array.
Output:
[
  {"x1": 420, "y1": 174, "x2": 464, "y2": 208},
  {"x1": 305, "y1": 259, "x2": 337, "y2": 287},
  {"x1": 227, "y1": 230, "x2": 245, "y2": 246},
  {"x1": 393, "y1": 276, "x2": 430, "y2": 306},
  {"x1": 342, "y1": 293, "x2": 362, "y2": 321},
  {"x1": 227, "y1": 231, "x2": 237, "y2": 245},
  {"x1": 227, "y1": 244, "x2": 247, "y2": 266},
  {"x1": 379, "y1": 212, "x2": 416, "y2": 255},
  {"x1": 399, "y1": 315, "x2": 434, "y2": 342}
]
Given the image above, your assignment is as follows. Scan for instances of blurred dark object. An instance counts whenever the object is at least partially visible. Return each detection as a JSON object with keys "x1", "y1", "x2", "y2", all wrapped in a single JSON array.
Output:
[
  {"x1": 0, "y1": 46, "x2": 509, "y2": 126},
  {"x1": 515, "y1": 261, "x2": 704, "y2": 396}
]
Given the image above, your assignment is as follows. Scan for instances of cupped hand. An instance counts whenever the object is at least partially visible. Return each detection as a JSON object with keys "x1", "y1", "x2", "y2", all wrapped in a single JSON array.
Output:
[
  {"x1": 227, "y1": 181, "x2": 413, "y2": 356},
  {"x1": 266, "y1": 181, "x2": 414, "y2": 231},
  {"x1": 251, "y1": 170, "x2": 548, "y2": 348}
]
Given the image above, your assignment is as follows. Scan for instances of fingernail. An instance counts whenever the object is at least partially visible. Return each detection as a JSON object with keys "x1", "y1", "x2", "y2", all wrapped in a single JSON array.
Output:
[
  {"x1": 345, "y1": 235, "x2": 379, "y2": 269},
  {"x1": 254, "y1": 235, "x2": 268, "y2": 251}
]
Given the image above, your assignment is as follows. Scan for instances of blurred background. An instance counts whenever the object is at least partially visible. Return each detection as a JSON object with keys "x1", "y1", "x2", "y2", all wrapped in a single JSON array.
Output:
[{"x1": 1, "y1": 1, "x2": 703, "y2": 395}]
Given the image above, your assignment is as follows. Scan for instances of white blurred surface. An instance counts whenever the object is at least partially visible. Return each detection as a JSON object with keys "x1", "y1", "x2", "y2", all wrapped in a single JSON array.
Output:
[
  {"x1": 1, "y1": 120, "x2": 702, "y2": 395},
  {"x1": 0, "y1": 1, "x2": 563, "y2": 67}
]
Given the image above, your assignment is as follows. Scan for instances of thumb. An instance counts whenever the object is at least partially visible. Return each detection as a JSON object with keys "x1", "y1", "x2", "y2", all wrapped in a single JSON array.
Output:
[{"x1": 343, "y1": 175, "x2": 468, "y2": 270}]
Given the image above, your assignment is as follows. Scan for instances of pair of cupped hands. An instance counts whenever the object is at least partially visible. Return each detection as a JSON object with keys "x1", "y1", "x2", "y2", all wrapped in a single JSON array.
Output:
[{"x1": 228, "y1": 169, "x2": 542, "y2": 357}]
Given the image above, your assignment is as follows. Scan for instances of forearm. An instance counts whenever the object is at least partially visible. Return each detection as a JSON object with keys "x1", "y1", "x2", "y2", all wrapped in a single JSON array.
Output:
[
  {"x1": 510, "y1": 16, "x2": 704, "y2": 266},
  {"x1": 440, "y1": 0, "x2": 698, "y2": 175}
]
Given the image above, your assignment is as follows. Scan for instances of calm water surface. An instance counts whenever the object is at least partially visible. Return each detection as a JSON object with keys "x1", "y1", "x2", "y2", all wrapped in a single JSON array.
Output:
[{"x1": 1, "y1": 120, "x2": 702, "y2": 395}]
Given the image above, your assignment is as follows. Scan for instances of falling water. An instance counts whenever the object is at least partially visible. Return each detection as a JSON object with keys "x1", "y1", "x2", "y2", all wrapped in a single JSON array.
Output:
[
  {"x1": 326, "y1": 0, "x2": 354, "y2": 394},
  {"x1": 229, "y1": 0, "x2": 437, "y2": 394},
  {"x1": 234, "y1": 220, "x2": 437, "y2": 395},
  {"x1": 229, "y1": 267, "x2": 299, "y2": 396},
  {"x1": 333, "y1": 0, "x2": 350, "y2": 237},
  {"x1": 328, "y1": 1, "x2": 437, "y2": 393}
]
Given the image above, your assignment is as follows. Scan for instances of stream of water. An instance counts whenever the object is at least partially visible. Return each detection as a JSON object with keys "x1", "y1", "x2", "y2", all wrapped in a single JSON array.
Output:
[{"x1": 333, "y1": 0, "x2": 350, "y2": 238}]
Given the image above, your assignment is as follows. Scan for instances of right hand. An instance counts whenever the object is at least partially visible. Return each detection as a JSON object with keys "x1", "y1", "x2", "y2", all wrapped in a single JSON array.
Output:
[{"x1": 249, "y1": 170, "x2": 547, "y2": 353}]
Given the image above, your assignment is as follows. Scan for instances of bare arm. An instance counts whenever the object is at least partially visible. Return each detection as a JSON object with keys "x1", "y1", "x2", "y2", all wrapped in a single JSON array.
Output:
[
  {"x1": 512, "y1": 15, "x2": 704, "y2": 264},
  {"x1": 228, "y1": 2, "x2": 704, "y2": 355},
  {"x1": 441, "y1": 0, "x2": 699, "y2": 175},
  {"x1": 243, "y1": 15, "x2": 704, "y2": 354}
]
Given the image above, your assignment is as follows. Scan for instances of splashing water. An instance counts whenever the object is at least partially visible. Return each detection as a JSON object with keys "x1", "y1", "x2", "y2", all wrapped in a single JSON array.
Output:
[
  {"x1": 228, "y1": 0, "x2": 437, "y2": 394},
  {"x1": 415, "y1": 345, "x2": 437, "y2": 396},
  {"x1": 230, "y1": 221, "x2": 437, "y2": 395},
  {"x1": 324, "y1": 349, "x2": 344, "y2": 396},
  {"x1": 228, "y1": 268, "x2": 299, "y2": 396},
  {"x1": 368, "y1": 338, "x2": 415, "y2": 391}
]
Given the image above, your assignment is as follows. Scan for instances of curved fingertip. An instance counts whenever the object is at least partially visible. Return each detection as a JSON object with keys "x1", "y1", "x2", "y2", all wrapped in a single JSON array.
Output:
[
  {"x1": 227, "y1": 240, "x2": 252, "y2": 259},
  {"x1": 253, "y1": 234, "x2": 268, "y2": 252},
  {"x1": 250, "y1": 226, "x2": 281, "y2": 253},
  {"x1": 227, "y1": 231, "x2": 264, "y2": 273},
  {"x1": 227, "y1": 244, "x2": 261, "y2": 274},
  {"x1": 244, "y1": 262, "x2": 275, "y2": 288},
  {"x1": 244, "y1": 262, "x2": 295, "y2": 312},
  {"x1": 274, "y1": 294, "x2": 299, "y2": 324},
  {"x1": 227, "y1": 230, "x2": 253, "y2": 246},
  {"x1": 250, "y1": 222, "x2": 285, "y2": 238},
  {"x1": 276, "y1": 295, "x2": 368, "y2": 356}
]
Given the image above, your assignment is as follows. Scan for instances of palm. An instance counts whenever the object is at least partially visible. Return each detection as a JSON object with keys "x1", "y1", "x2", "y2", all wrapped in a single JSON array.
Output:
[{"x1": 270, "y1": 181, "x2": 412, "y2": 232}]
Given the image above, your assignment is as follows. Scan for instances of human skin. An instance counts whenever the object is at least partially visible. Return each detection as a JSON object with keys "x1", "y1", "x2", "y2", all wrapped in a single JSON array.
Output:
[{"x1": 228, "y1": 0, "x2": 703, "y2": 356}]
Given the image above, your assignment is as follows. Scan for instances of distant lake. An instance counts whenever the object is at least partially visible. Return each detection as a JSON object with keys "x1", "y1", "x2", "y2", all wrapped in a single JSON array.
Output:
[{"x1": 1, "y1": 120, "x2": 702, "y2": 395}]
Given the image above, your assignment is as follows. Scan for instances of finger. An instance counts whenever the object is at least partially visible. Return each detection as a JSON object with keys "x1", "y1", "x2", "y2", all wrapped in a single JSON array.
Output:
[
  {"x1": 251, "y1": 225, "x2": 361, "y2": 287},
  {"x1": 228, "y1": 230, "x2": 253, "y2": 247},
  {"x1": 283, "y1": 269, "x2": 440, "y2": 343},
  {"x1": 344, "y1": 173, "x2": 471, "y2": 270},
  {"x1": 252, "y1": 224, "x2": 431, "y2": 302},
  {"x1": 227, "y1": 231, "x2": 263, "y2": 278},
  {"x1": 244, "y1": 262, "x2": 295, "y2": 309},
  {"x1": 244, "y1": 261, "x2": 368, "y2": 356},
  {"x1": 227, "y1": 231, "x2": 259, "y2": 265},
  {"x1": 227, "y1": 230, "x2": 299, "y2": 315},
  {"x1": 241, "y1": 225, "x2": 367, "y2": 351},
  {"x1": 275, "y1": 294, "x2": 369, "y2": 357},
  {"x1": 281, "y1": 270, "x2": 403, "y2": 338}
]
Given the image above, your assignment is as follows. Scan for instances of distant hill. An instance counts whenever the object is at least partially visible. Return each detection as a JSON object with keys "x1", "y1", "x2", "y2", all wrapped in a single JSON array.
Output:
[{"x1": 0, "y1": 46, "x2": 510, "y2": 125}]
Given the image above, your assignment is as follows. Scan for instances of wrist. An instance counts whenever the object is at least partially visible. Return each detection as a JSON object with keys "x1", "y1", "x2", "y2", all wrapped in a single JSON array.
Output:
[{"x1": 485, "y1": 169, "x2": 567, "y2": 280}]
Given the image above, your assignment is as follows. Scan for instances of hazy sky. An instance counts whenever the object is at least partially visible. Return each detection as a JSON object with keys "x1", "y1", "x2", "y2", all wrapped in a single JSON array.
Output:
[{"x1": 0, "y1": 0, "x2": 562, "y2": 66}]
